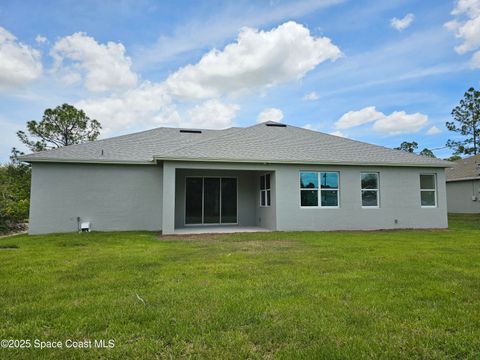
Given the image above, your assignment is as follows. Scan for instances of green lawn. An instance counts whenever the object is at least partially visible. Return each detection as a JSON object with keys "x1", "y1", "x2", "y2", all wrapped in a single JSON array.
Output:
[{"x1": 0, "y1": 215, "x2": 479, "y2": 359}]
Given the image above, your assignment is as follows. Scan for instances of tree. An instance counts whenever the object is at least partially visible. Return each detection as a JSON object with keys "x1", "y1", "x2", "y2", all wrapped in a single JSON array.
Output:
[
  {"x1": 445, "y1": 154, "x2": 462, "y2": 162},
  {"x1": 395, "y1": 141, "x2": 436, "y2": 158},
  {"x1": 0, "y1": 150, "x2": 31, "y2": 233},
  {"x1": 446, "y1": 87, "x2": 480, "y2": 155},
  {"x1": 419, "y1": 148, "x2": 436, "y2": 158},
  {"x1": 395, "y1": 141, "x2": 418, "y2": 153},
  {"x1": 17, "y1": 103, "x2": 101, "y2": 152}
]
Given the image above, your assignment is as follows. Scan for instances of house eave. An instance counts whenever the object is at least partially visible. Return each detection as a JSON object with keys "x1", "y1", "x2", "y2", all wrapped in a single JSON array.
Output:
[
  {"x1": 446, "y1": 176, "x2": 480, "y2": 183},
  {"x1": 20, "y1": 157, "x2": 155, "y2": 165},
  {"x1": 153, "y1": 156, "x2": 452, "y2": 168}
]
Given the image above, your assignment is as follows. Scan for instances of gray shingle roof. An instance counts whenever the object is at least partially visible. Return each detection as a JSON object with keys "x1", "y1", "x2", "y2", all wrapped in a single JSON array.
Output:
[
  {"x1": 446, "y1": 154, "x2": 480, "y2": 181},
  {"x1": 21, "y1": 121, "x2": 452, "y2": 167}
]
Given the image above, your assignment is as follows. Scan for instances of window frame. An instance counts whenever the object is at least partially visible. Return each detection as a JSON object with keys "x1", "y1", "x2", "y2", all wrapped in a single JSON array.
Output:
[
  {"x1": 299, "y1": 171, "x2": 340, "y2": 209},
  {"x1": 420, "y1": 173, "x2": 437, "y2": 208},
  {"x1": 360, "y1": 172, "x2": 380, "y2": 208},
  {"x1": 259, "y1": 174, "x2": 271, "y2": 207}
]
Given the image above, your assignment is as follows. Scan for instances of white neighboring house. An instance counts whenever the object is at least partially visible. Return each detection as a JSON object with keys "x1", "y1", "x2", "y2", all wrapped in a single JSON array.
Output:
[{"x1": 446, "y1": 154, "x2": 480, "y2": 213}]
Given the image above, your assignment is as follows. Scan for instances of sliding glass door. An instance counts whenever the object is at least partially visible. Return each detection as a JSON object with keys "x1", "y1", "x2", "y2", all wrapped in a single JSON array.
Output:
[{"x1": 185, "y1": 177, "x2": 237, "y2": 225}]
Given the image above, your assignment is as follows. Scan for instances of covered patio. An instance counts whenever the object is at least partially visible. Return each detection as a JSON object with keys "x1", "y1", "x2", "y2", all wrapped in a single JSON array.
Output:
[{"x1": 160, "y1": 161, "x2": 276, "y2": 235}]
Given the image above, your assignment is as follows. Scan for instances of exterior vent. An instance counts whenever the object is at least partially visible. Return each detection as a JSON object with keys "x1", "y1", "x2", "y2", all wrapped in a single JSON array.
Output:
[
  {"x1": 265, "y1": 123, "x2": 287, "y2": 127},
  {"x1": 180, "y1": 129, "x2": 202, "y2": 134}
]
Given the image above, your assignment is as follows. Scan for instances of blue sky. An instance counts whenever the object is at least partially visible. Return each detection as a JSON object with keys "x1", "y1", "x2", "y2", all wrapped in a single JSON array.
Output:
[{"x1": 0, "y1": 0, "x2": 479, "y2": 162}]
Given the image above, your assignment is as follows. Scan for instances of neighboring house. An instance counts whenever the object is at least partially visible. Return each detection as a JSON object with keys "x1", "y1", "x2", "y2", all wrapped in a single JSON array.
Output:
[
  {"x1": 446, "y1": 154, "x2": 480, "y2": 213},
  {"x1": 21, "y1": 121, "x2": 451, "y2": 235}
]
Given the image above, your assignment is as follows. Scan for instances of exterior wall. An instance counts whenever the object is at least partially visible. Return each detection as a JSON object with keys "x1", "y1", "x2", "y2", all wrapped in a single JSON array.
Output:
[
  {"x1": 274, "y1": 164, "x2": 448, "y2": 231},
  {"x1": 174, "y1": 169, "x2": 258, "y2": 228},
  {"x1": 29, "y1": 163, "x2": 163, "y2": 234},
  {"x1": 446, "y1": 180, "x2": 480, "y2": 213},
  {"x1": 29, "y1": 160, "x2": 448, "y2": 235}
]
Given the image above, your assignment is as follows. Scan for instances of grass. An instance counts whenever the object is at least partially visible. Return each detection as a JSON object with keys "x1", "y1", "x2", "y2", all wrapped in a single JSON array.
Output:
[{"x1": 0, "y1": 215, "x2": 479, "y2": 359}]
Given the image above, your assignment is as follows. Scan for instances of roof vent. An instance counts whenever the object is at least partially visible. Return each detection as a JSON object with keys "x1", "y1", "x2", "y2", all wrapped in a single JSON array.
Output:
[
  {"x1": 265, "y1": 123, "x2": 286, "y2": 127},
  {"x1": 179, "y1": 129, "x2": 202, "y2": 134}
]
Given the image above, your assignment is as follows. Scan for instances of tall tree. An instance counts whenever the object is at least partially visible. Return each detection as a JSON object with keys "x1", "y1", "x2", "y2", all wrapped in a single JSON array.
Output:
[
  {"x1": 395, "y1": 141, "x2": 418, "y2": 153},
  {"x1": 395, "y1": 141, "x2": 436, "y2": 158},
  {"x1": 17, "y1": 104, "x2": 101, "y2": 152},
  {"x1": 419, "y1": 148, "x2": 436, "y2": 158},
  {"x1": 446, "y1": 87, "x2": 480, "y2": 155}
]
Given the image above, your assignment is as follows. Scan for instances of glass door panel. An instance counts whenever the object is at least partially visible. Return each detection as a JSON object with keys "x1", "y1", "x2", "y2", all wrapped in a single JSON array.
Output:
[
  {"x1": 221, "y1": 178, "x2": 237, "y2": 223},
  {"x1": 185, "y1": 178, "x2": 203, "y2": 224},
  {"x1": 203, "y1": 178, "x2": 220, "y2": 224}
]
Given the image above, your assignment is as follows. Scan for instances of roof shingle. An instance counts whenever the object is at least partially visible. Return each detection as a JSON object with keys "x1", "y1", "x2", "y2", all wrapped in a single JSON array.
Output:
[
  {"x1": 21, "y1": 121, "x2": 452, "y2": 167},
  {"x1": 446, "y1": 154, "x2": 480, "y2": 181}
]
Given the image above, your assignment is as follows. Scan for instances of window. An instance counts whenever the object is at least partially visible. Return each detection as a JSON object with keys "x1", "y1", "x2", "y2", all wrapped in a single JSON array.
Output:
[
  {"x1": 300, "y1": 172, "x2": 339, "y2": 207},
  {"x1": 260, "y1": 174, "x2": 271, "y2": 207},
  {"x1": 361, "y1": 173, "x2": 379, "y2": 207},
  {"x1": 420, "y1": 174, "x2": 436, "y2": 207}
]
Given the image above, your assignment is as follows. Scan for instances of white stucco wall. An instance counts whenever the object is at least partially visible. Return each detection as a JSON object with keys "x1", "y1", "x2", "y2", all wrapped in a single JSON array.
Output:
[
  {"x1": 29, "y1": 163, "x2": 163, "y2": 234},
  {"x1": 28, "y1": 160, "x2": 448, "y2": 234}
]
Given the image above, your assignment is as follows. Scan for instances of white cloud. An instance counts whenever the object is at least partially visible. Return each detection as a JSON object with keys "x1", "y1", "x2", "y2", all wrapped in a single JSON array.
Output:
[
  {"x1": 257, "y1": 107, "x2": 284, "y2": 123},
  {"x1": 35, "y1": 35, "x2": 47, "y2": 44},
  {"x1": 165, "y1": 21, "x2": 341, "y2": 99},
  {"x1": 335, "y1": 106, "x2": 429, "y2": 135},
  {"x1": 303, "y1": 91, "x2": 319, "y2": 101},
  {"x1": 335, "y1": 106, "x2": 384, "y2": 129},
  {"x1": 187, "y1": 99, "x2": 239, "y2": 128},
  {"x1": 303, "y1": 123, "x2": 321, "y2": 131},
  {"x1": 0, "y1": 26, "x2": 42, "y2": 89},
  {"x1": 426, "y1": 125, "x2": 441, "y2": 135},
  {"x1": 75, "y1": 82, "x2": 179, "y2": 132},
  {"x1": 445, "y1": 0, "x2": 480, "y2": 67},
  {"x1": 329, "y1": 130, "x2": 347, "y2": 137},
  {"x1": 372, "y1": 111, "x2": 428, "y2": 135},
  {"x1": 51, "y1": 32, "x2": 138, "y2": 92},
  {"x1": 390, "y1": 13, "x2": 415, "y2": 31}
]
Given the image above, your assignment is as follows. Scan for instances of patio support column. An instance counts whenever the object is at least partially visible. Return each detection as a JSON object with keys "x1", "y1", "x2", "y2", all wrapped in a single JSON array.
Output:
[{"x1": 162, "y1": 161, "x2": 176, "y2": 235}]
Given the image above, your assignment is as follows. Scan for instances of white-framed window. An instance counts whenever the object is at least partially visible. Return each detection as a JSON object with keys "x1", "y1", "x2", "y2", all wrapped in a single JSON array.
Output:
[
  {"x1": 260, "y1": 174, "x2": 271, "y2": 207},
  {"x1": 361, "y1": 172, "x2": 379, "y2": 208},
  {"x1": 420, "y1": 174, "x2": 437, "y2": 207},
  {"x1": 300, "y1": 171, "x2": 339, "y2": 207}
]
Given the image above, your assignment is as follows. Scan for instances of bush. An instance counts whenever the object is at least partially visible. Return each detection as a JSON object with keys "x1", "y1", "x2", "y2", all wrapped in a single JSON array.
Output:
[{"x1": 0, "y1": 163, "x2": 31, "y2": 233}]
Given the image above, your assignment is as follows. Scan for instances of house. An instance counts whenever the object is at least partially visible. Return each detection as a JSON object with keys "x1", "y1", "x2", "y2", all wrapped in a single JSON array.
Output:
[
  {"x1": 446, "y1": 154, "x2": 480, "y2": 213},
  {"x1": 21, "y1": 121, "x2": 451, "y2": 235}
]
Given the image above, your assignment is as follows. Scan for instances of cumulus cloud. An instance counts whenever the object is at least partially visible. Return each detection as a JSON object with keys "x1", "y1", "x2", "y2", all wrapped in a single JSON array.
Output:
[
  {"x1": 51, "y1": 32, "x2": 138, "y2": 92},
  {"x1": 165, "y1": 21, "x2": 341, "y2": 99},
  {"x1": 75, "y1": 82, "x2": 179, "y2": 132},
  {"x1": 390, "y1": 13, "x2": 415, "y2": 31},
  {"x1": 0, "y1": 26, "x2": 42, "y2": 89},
  {"x1": 187, "y1": 99, "x2": 239, "y2": 128},
  {"x1": 445, "y1": 0, "x2": 480, "y2": 67},
  {"x1": 426, "y1": 125, "x2": 441, "y2": 135},
  {"x1": 329, "y1": 130, "x2": 347, "y2": 137},
  {"x1": 257, "y1": 107, "x2": 284, "y2": 123},
  {"x1": 372, "y1": 110, "x2": 428, "y2": 135},
  {"x1": 335, "y1": 106, "x2": 384, "y2": 129},
  {"x1": 35, "y1": 35, "x2": 47, "y2": 44},
  {"x1": 335, "y1": 106, "x2": 429, "y2": 135},
  {"x1": 303, "y1": 91, "x2": 319, "y2": 101}
]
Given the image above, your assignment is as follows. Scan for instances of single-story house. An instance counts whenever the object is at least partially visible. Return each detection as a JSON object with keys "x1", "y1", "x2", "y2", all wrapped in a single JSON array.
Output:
[
  {"x1": 446, "y1": 154, "x2": 480, "y2": 213},
  {"x1": 21, "y1": 121, "x2": 451, "y2": 235}
]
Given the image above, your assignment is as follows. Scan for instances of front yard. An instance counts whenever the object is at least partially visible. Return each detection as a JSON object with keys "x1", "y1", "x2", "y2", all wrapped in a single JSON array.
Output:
[{"x1": 0, "y1": 214, "x2": 479, "y2": 359}]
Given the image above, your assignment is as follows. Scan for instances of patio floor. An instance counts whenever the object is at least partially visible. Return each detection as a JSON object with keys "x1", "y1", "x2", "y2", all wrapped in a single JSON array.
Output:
[{"x1": 173, "y1": 226, "x2": 271, "y2": 235}]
